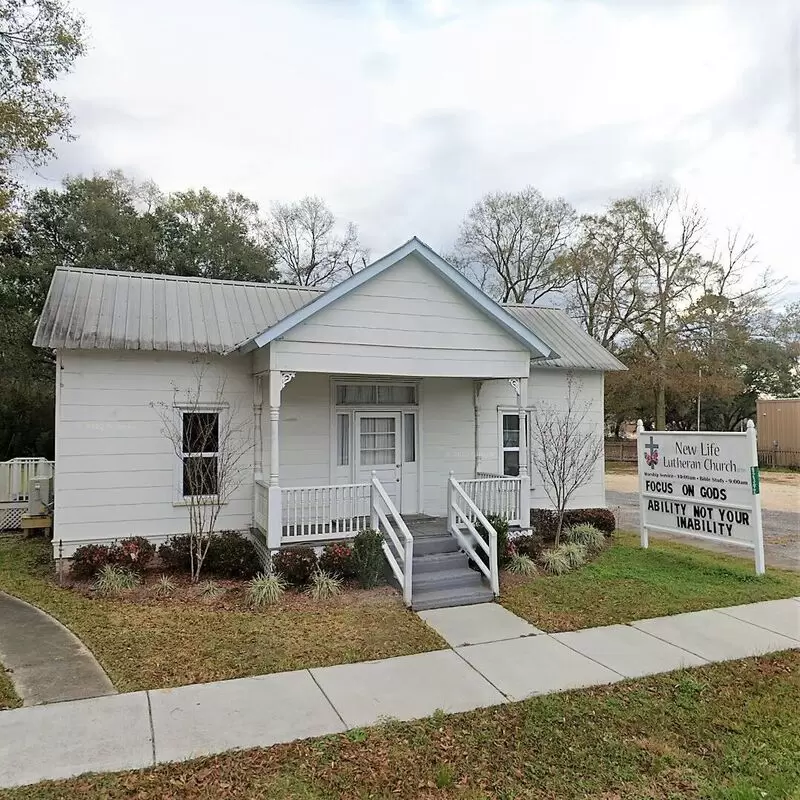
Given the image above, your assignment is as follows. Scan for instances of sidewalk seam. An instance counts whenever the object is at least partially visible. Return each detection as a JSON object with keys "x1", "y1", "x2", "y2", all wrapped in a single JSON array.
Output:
[
  {"x1": 145, "y1": 691, "x2": 156, "y2": 765},
  {"x1": 547, "y1": 635, "x2": 627, "y2": 679},
  {"x1": 714, "y1": 605, "x2": 800, "y2": 643},
  {"x1": 307, "y1": 670, "x2": 349, "y2": 731},
  {"x1": 450, "y1": 645, "x2": 510, "y2": 701},
  {"x1": 625, "y1": 622, "x2": 710, "y2": 663}
]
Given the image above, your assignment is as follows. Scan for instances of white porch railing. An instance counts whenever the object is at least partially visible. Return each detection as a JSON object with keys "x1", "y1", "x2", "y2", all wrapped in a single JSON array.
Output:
[
  {"x1": 462, "y1": 474, "x2": 522, "y2": 526},
  {"x1": 281, "y1": 483, "x2": 371, "y2": 542},
  {"x1": 447, "y1": 471, "x2": 499, "y2": 596},
  {"x1": 370, "y1": 472, "x2": 413, "y2": 606},
  {"x1": 0, "y1": 458, "x2": 54, "y2": 503}
]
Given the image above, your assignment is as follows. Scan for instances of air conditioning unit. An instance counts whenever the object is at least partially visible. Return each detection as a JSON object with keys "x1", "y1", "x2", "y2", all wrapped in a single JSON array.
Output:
[{"x1": 27, "y1": 476, "x2": 52, "y2": 516}]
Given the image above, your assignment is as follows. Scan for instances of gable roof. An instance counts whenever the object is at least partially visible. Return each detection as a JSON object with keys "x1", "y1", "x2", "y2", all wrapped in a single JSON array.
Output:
[
  {"x1": 32, "y1": 243, "x2": 626, "y2": 372},
  {"x1": 236, "y1": 237, "x2": 555, "y2": 359},
  {"x1": 504, "y1": 306, "x2": 627, "y2": 371},
  {"x1": 32, "y1": 267, "x2": 323, "y2": 353}
]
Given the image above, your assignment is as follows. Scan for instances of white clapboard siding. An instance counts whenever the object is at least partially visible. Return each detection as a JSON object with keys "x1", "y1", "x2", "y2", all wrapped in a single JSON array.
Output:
[
  {"x1": 54, "y1": 350, "x2": 254, "y2": 554},
  {"x1": 271, "y1": 254, "x2": 530, "y2": 378},
  {"x1": 476, "y1": 369, "x2": 606, "y2": 510}
]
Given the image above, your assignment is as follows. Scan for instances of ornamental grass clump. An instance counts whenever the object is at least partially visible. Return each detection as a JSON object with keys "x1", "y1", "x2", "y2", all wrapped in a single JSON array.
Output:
[
  {"x1": 154, "y1": 574, "x2": 175, "y2": 597},
  {"x1": 198, "y1": 580, "x2": 224, "y2": 599},
  {"x1": 539, "y1": 548, "x2": 571, "y2": 576},
  {"x1": 565, "y1": 523, "x2": 605, "y2": 553},
  {"x1": 93, "y1": 564, "x2": 140, "y2": 596},
  {"x1": 559, "y1": 541, "x2": 588, "y2": 569},
  {"x1": 247, "y1": 572, "x2": 286, "y2": 608},
  {"x1": 507, "y1": 552, "x2": 538, "y2": 576},
  {"x1": 307, "y1": 569, "x2": 343, "y2": 601}
]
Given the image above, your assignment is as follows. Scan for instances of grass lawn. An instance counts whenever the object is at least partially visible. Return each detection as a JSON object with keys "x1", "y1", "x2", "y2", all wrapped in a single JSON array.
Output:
[
  {"x1": 502, "y1": 532, "x2": 800, "y2": 632},
  {"x1": 0, "y1": 665, "x2": 21, "y2": 710},
  {"x1": 3, "y1": 651, "x2": 798, "y2": 799},
  {"x1": 0, "y1": 536, "x2": 444, "y2": 692}
]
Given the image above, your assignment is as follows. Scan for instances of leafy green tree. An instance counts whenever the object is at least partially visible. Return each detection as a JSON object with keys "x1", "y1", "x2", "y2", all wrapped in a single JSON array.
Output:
[
  {"x1": 1, "y1": 0, "x2": 85, "y2": 228},
  {"x1": 157, "y1": 189, "x2": 278, "y2": 281}
]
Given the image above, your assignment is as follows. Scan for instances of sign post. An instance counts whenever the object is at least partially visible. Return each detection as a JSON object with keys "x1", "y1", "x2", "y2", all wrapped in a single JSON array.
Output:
[{"x1": 636, "y1": 419, "x2": 765, "y2": 575}]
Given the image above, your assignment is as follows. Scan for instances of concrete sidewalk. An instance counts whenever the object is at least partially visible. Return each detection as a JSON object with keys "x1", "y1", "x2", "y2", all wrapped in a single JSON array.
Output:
[
  {"x1": 1, "y1": 597, "x2": 798, "y2": 789},
  {"x1": 0, "y1": 592, "x2": 115, "y2": 706}
]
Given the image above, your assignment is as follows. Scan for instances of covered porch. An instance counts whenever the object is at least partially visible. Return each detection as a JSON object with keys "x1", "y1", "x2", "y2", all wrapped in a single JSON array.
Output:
[{"x1": 250, "y1": 370, "x2": 531, "y2": 551}]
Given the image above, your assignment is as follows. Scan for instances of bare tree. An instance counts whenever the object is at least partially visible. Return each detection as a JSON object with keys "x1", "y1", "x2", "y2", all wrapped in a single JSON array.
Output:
[
  {"x1": 152, "y1": 362, "x2": 252, "y2": 582},
  {"x1": 563, "y1": 205, "x2": 647, "y2": 349},
  {"x1": 453, "y1": 186, "x2": 577, "y2": 303},
  {"x1": 529, "y1": 373, "x2": 603, "y2": 545},
  {"x1": 266, "y1": 196, "x2": 368, "y2": 287}
]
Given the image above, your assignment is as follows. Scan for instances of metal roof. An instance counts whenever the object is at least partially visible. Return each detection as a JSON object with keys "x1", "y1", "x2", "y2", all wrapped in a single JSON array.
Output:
[
  {"x1": 504, "y1": 306, "x2": 627, "y2": 371},
  {"x1": 33, "y1": 267, "x2": 323, "y2": 354},
  {"x1": 33, "y1": 266, "x2": 626, "y2": 372}
]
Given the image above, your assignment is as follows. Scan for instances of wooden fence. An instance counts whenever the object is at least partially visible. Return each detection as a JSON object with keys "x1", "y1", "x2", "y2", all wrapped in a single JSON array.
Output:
[{"x1": 606, "y1": 440, "x2": 800, "y2": 469}]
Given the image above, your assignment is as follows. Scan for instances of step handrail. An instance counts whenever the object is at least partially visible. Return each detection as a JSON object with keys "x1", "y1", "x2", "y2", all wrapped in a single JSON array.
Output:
[
  {"x1": 370, "y1": 472, "x2": 414, "y2": 606},
  {"x1": 447, "y1": 471, "x2": 500, "y2": 596}
]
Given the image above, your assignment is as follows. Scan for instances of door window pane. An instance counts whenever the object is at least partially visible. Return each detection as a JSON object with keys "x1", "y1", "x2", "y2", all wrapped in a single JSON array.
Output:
[
  {"x1": 403, "y1": 413, "x2": 416, "y2": 463},
  {"x1": 359, "y1": 417, "x2": 396, "y2": 466},
  {"x1": 337, "y1": 414, "x2": 350, "y2": 466}
]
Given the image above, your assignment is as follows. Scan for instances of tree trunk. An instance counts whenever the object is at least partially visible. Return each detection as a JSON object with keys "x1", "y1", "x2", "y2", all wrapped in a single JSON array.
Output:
[{"x1": 656, "y1": 379, "x2": 666, "y2": 430}]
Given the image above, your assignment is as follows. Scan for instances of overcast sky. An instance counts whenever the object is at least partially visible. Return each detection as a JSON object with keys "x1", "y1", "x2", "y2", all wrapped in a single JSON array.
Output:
[{"x1": 29, "y1": 0, "x2": 800, "y2": 300}]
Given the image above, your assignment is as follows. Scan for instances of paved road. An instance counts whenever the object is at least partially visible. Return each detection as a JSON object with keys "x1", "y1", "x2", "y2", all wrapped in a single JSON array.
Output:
[{"x1": 608, "y1": 490, "x2": 800, "y2": 571}]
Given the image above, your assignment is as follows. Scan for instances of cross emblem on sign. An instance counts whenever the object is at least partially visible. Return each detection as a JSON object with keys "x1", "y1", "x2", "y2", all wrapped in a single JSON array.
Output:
[{"x1": 644, "y1": 436, "x2": 659, "y2": 468}]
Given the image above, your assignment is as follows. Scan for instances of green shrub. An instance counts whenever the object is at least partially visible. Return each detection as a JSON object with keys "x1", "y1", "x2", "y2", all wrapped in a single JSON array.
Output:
[
  {"x1": 352, "y1": 529, "x2": 385, "y2": 589},
  {"x1": 116, "y1": 536, "x2": 156, "y2": 573},
  {"x1": 318, "y1": 542, "x2": 356, "y2": 579},
  {"x1": 539, "y1": 548, "x2": 571, "y2": 575},
  {"x1": 507, "y1": 553, "x2": 538, "y2": 576},
  {"x1": 511, "y1": 532, "x2": 543, "y2": 560},
  {"x1": 158, "y1": 532, "x2": 259, "y2": 579},
  {"x1": 71, "y1": 544, "x2": 115, "y2": 580},
  {"x1": 204, "y1": 531, "x2": 260, "y2": 579},
  {"x1": 94, "y1": 564, "x2": 140, "y2": 596},
  {"x1": 307, "y1": 569, "x2": 343, "y2": 600},
  {"x1": 566, "y1": 523, "x2": 605, "y2": 552},
  {"x1": 158, "y1": 535, "x2": 193, "y2": 573},
  {"x1": 471, "y1": 514, "x2": 511, "y2": 571},
  {"x1": 530, "y1": 508, "x2": 616, "y2": 539},
  {"x1": 272, "y1": 546, "x2": 318, "y2": 586},
  {"x1": 247, "y1": 572, "x2": 286, "y2": 607},
  {"x1": 559, "y1": 542, "x2": 587, "y2": 569}
]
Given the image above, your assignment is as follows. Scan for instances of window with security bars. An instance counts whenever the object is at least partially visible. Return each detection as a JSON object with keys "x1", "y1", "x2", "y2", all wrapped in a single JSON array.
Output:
[
  {"x1": 182, "y1": 412, "x2": 219, "y2": 497},
  {"x1": 336, "y1": 384, "x2": 416, "y2": 405}
]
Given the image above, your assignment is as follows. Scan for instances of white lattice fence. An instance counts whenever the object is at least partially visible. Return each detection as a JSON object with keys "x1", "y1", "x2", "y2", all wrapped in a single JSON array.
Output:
[{"x1": 0, "y1": 502, "x2": 27, "y2": 531}]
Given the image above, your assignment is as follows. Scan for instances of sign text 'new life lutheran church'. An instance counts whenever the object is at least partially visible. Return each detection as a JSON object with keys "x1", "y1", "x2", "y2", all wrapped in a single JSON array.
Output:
[{"x1": 636, "y1": 420, "x2": 765, "y2": 574}]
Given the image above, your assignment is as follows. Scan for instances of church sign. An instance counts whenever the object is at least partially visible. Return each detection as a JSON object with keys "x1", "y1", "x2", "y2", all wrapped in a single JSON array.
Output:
[{"x1": 636, "y1": 420, "x2": 765, "y2": 574}]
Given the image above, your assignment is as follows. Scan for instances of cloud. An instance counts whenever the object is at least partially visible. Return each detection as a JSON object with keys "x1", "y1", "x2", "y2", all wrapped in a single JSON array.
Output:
[{"x1": 17, "y1": 0, "x2": 800, "y2": 289}]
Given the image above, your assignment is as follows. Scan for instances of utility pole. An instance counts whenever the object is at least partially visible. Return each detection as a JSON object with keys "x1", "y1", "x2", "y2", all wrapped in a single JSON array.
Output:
[{"x1": 696, "y1": 368, "x2": 702, "y2": 431}]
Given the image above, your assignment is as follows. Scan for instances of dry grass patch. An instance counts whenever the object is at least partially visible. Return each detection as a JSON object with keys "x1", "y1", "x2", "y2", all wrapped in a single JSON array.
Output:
[{"x1": 0, "y1": 536, "x2": 444, "y2": 692}]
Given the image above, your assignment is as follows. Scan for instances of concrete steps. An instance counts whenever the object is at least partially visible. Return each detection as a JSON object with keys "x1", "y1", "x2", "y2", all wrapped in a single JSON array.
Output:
[{"x1": 410, "y1": 528, "x2": 493, "y2": 611}]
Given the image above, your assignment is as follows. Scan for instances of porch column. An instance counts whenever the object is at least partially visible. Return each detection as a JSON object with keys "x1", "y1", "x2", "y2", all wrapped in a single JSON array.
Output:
[
  {"x1": 518, "y1": 375, "x2": 531, "y2": 529},
  {"x1": 266, "y1": 370, "x2": 283, "y2": 550},
  {"x1": 253, "y1": 375, "x2": 263, "y2": 480}
]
